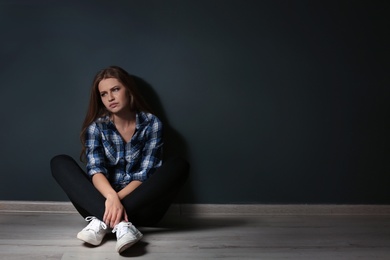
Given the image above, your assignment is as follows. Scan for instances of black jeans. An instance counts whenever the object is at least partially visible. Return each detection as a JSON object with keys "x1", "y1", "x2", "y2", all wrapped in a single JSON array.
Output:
[{"x1": 50, "y1": 155, "x2": 189, "y2": 226}]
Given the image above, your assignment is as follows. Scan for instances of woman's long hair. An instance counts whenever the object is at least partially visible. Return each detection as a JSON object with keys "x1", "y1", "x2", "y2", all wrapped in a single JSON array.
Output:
[{"x1": 80, "y1": 66, "x2": 152, "y2": 161}]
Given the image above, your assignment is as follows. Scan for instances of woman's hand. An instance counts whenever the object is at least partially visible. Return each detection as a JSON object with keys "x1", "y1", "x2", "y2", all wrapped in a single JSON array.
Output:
[
  {"x1": 91, "y1": 174, "x2": 129, "y2": 228},
  {"x1": 103, "y1": 193, "x2": 128, "y2": 228}
]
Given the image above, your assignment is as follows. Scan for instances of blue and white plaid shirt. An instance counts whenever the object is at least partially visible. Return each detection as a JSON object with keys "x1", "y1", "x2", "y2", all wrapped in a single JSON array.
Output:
[{"x1": 85, "y1": 111, "x2": 163, "y2": 191}]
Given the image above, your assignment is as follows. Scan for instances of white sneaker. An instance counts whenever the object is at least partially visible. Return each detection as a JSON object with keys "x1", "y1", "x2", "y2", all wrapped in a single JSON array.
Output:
[
  {"x1": 112, "y1": 221, "x2": 143, "y2": 253},
  {"x1": 77, "y1": 216, "x2": 108, "y2": 246}
]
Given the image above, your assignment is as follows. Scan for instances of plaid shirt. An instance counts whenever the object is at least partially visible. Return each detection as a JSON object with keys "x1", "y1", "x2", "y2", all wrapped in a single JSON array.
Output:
[{"x1": 85, "y1": 111, "x2": 163, "y2": 191}]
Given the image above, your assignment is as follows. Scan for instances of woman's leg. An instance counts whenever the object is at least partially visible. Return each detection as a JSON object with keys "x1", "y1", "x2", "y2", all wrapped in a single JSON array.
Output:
[
  {"x1": 121, "y1": 156, "x2": 190, "y2": 226},
  {"x1": 50, "y1": 154, "x2": 106, "y2": 220}
]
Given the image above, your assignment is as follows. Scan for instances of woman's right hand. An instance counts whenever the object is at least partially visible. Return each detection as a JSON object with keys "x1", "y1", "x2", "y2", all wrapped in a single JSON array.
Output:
[
  {"x1": 91, "y1": 173, "x2": 129, "y2": 227},
  {"x1": 103, "y1": 193, "x2": 128, "y2": 228}
]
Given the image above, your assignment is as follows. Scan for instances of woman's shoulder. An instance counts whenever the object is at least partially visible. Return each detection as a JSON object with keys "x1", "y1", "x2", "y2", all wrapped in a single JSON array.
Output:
[
  {"x1": 138, "y1": 111, "x2": 161, "y2": 124},
  {"x1": 137, "y1": 111, "x2": 163, "y2": 132}
]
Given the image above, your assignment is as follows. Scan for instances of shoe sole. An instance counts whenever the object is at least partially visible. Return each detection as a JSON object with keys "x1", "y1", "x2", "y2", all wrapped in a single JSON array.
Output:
[{"x1": 116, "y1": 233, "x2": 143, "y2": 253}]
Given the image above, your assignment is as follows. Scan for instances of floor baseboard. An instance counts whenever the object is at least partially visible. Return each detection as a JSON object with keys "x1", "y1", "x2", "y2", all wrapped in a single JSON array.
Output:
[{"x1": 1, "y1": 201, "x2": 390, "y2": 216}]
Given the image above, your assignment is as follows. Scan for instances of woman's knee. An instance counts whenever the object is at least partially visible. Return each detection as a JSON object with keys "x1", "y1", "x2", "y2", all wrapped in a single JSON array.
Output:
[
  {"x1": 51, "y1": 154, "x2": 73, "y2": 165},
  {"x1": 50, "y1": 154, "x2": 76, "y2": 177}
]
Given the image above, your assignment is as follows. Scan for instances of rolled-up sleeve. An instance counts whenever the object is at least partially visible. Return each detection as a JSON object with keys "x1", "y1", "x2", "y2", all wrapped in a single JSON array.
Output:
[
  {"x1": 131, "y1": 116, "x2": 163, "y2": 182},
  {"x1": 85, "y1": 122, "x2": 108, "y2": 178}
]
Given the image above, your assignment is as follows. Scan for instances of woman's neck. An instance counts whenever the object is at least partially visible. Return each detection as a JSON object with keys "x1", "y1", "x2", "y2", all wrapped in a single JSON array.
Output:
[{"x1": 111, "y1": 110, "x2": 136, "y2": 130}]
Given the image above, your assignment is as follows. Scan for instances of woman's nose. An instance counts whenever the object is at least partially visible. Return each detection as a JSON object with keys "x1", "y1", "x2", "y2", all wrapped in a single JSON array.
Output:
[{"x1": 108, "y1": 93, "x2": 115, "y2": 101}]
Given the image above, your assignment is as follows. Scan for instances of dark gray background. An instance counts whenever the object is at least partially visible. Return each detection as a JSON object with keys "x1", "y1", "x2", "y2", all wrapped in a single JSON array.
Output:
[{"x1": 0, "y1": 0, "x2": 388, "y2": 204}]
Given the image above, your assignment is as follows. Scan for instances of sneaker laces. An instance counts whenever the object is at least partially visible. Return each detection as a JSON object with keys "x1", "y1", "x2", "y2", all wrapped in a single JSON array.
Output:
[
  {"x1": 112, "y1": 222, "x2": 133, "y2": 239},
  {"x1": 83, "y1": 216, "x2": 107, "y2": 232}
]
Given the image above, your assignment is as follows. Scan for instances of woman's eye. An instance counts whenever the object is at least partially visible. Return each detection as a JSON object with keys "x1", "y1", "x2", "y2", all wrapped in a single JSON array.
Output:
[
  {"x1": 100, "y1": 93, "x2": 107, "y2": 97},
  {"x1": 113, "y1": 87, "x2": 120, "y2": 92}
]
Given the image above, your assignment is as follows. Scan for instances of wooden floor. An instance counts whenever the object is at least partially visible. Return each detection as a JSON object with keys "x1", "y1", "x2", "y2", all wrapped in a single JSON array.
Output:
[{"x1": 0, "y1": 211, "x2": 389, "y2": 259}]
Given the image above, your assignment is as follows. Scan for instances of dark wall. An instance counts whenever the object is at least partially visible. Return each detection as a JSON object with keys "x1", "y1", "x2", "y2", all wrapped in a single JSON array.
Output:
[{"x1": 0, "y1": 0, "x2": 388, "y2": 204}]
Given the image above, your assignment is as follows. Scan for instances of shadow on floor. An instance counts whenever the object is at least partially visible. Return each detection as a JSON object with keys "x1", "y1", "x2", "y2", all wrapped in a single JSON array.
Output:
[
  {"x1": 120, "y1": 241, "x2": 149, "y2": 257},
  {"x1": 141, "y1": 215, "x2": 249, "y2": 235}
]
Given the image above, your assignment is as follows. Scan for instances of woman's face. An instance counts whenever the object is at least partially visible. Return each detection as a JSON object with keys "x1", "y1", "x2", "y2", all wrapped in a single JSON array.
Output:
[{"x1": 98, "y1": 78, "x2": 130, "y2": 114}]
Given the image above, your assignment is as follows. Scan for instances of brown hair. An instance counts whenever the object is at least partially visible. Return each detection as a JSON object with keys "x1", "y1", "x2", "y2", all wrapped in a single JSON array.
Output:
[{"x1": 80, "y1": 66, "x2": 152, "y2": 161}]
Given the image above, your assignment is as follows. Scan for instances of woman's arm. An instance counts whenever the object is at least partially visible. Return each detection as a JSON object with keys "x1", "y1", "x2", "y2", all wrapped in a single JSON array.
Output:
[
  {"x1": 130, "y1": 114, "x2": 163, "y2": 182},
  {"x1": 92, "y1": 173, "x2": 117, "y2": 198},
  {"x1": 92, "y1": 173, "x2": 128, "y2": 228},
  {"x1": 117, "y1": 180, "x2": 142, "y2": 200},
  {"x1": 85, "y1": 123, "x2": 127, "y2": 227}
]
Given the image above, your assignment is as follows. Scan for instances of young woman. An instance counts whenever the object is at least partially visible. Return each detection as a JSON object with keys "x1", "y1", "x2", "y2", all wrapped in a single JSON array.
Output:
[{"x1": 51, "y1": 66, "x2": 189, "y2": 253}]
